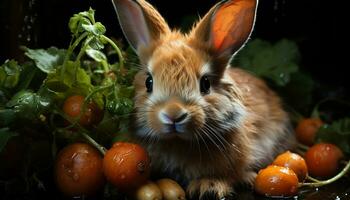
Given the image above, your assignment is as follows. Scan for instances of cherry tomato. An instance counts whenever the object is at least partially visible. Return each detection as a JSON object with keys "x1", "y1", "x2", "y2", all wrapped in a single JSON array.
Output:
[
  {"x1": 272, "y1": 151, "x2": 308, "y2": 182},
  {"x1": 254, "y1": 165, "x2": 298, "y2": 197},
  {"x1": 295, "y1": 118, "x2": 323, "y2": 146},
  {"x1": 103, "y1": 142, "x2": 150, "y2": 191},
  {"x1": 304, "y1": 143, "x2": 344, "y2": 178},
  {"x1": 55, "y1": 143, "x2": 105, "y2": 196},
  {"x1": 63, "y1": 95, "x2": 103, "y2": 127}
]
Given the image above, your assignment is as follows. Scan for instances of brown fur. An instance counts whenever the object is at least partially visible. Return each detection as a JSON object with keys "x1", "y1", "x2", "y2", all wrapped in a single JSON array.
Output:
[{"x1": 113, "y1": 0, "x2": 296, "y2": 199}]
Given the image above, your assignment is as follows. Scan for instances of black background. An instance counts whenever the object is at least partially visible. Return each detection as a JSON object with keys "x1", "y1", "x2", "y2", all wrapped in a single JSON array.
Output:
[{"x1": 0, "y1": 0, "x2": 347, "y2": 95}]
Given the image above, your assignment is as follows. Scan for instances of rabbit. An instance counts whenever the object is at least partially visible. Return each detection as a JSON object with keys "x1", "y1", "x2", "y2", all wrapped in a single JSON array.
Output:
[{"x1": 111, "y1": 0, "x2": 296, "y2": 199}]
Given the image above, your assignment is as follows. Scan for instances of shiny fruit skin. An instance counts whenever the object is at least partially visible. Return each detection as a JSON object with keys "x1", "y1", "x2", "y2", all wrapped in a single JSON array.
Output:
[
  {"x1": 134, "y1": 181, "x2": 163, "y2": 200},
  {"x1": 295, "y1": 118, "x2": 323, "y2": 146},
  {"x1": 156, "y1": 178, "x2": 186, "y2": 200},
  {"x1": 255, "y1": 165, "x2": 298, "y2": 197},
  {"x1": 305, "y1": 143, "x2": 344, "y2": 178},
  {"x1": 63, "y1": 95, "x2": 103, "y2": 127},
  {"x1": 272, "y1": 151, "x2": 308, "y2": 182},
  {"x1": 103, "y1": 142, "x2": 150, "y2": 191},
  {"x1": 55, "y1": 143, "x2": 105, "y2": 197}
]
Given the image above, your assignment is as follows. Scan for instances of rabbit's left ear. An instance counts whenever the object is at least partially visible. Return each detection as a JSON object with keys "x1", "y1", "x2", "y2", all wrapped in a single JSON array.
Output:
[{"x1": 191, "y1": 0, "x2": 258, "y2": 61}]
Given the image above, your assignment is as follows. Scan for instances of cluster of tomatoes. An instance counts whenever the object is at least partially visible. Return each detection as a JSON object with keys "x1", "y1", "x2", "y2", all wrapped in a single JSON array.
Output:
[
  {"x1": 55, "y1": 95, "x2": 186, "y2": 199},
  {"x1": 254, "y1": 118, "x2": 345, "y2": 197}
]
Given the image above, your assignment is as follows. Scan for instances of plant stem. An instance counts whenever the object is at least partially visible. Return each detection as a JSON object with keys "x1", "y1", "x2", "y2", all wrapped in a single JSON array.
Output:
[
  {"x1": 100, "y1": 35, "x2": 125, "y2": 70},
  {"x1": 299, "y1": 160, "x2": 350, "y2": 188},
  {"x1": 61, "y1": 32, "x2": 89, "y2": 78},
  {"x1": 306, "y1": 175, "x2": 322, "y2": 183},
  {"x1": 75, "y1": 36, "x2": 93, "y2": 62},
  {"x1": 80, "y1": 131, "x2": 106, "y2": 155}
]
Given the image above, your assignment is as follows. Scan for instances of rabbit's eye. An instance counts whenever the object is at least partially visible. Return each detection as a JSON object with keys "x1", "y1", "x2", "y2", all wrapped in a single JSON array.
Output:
[
  {"x1": 200, "y1": 75, "x2": 210, "y2": 94},
  {"x1": 145, "y1": 74, "x2": 153, "y2": 93}
]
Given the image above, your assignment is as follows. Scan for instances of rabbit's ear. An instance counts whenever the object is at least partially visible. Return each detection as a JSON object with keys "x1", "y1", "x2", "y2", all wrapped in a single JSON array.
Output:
[
  {"x1": 112, "y1": 0, "x2": 170, "y2": 52},
  {"x1": 191, "y1": 0, "x2": 257, "y2": 60}
]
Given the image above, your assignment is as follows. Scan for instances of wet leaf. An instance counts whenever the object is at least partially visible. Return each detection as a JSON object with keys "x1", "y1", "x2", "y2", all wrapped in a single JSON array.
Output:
[
  {"x1": 6, "y1": 90, "x2": 52, "y2": 120},
  {"x1": 86, "y1": 48, "x2": 107, "y2": 63},
  {"x1": 24, "y1": 47, "x2": 66, "y2": 73},
  {"x1": 81, "y1": 22, "x2": 106, "y2": 36}
]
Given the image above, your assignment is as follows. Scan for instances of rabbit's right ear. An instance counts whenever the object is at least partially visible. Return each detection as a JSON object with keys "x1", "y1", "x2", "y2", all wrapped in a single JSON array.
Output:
[{"x1": 111, "y1": 0, "x2": 170, "y2": 53}]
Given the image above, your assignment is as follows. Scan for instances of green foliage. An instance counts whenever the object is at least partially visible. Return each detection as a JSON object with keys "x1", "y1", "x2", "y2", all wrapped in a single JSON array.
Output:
[
  {"x1": 233, "y1": 39, "x2": 300, "y2": 86},
  {"x1": 24, "y1": 47, "x2": 66, "y2": 73},
  {"x1": 316, "y1": 118, "x2": 350, "y2": 154},
  {"x1": 0, "y1": 60, "x2": 21, "y2": 89}
]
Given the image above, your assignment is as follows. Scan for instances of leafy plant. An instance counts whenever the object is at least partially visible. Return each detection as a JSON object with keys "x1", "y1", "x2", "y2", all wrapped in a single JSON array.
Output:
[{"x1": 316, "y1": 118, "x2": 350, "y2": 154}]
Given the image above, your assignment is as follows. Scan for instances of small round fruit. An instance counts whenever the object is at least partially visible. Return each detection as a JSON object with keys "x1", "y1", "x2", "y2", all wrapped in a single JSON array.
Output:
[
  {"x1": 305, "y1": 143, "x2": 344, "y2": 178},
  {"x1": 254, "y1": 165, "x2": 298, "y2": 197},
  {"x1": 63, "y1": 95, "x2": 103, "y2": 127},
  {"x1": 156, "y1": 178, "x2": 186, "y2": 200},
  {"x1": 103, "y1": 142, "x2": 150, "y2": 191},
  {"x1": 55, "y1": 143, "x2": 105, "y2": 196},
  {"x1": 295, "y1": 118, "x2": 323, "y2": 146},
  {"x1": 134, "y1": 181, "x2": 163, "y2": 200},
  {"x1": 272, "y1": 151, "x2": 308, "y2": 182}
]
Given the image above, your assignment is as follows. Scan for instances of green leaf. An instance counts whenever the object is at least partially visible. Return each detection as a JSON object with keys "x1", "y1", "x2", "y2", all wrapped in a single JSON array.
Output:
[
  {"x1": 0, "y1": 60, "x2": 21, "y2": 89},
  {"x1": 81, "y1": 22, "x2": 106, "y2": 36},
  {"x1": 233, "y1": 39, "x2": 300, "y2": 86},
  {"x1": 316, "y1": 118, "x2": 350, "y2": 154},
  {"x1": 0, "y1": 128, "x2": 17, "y2": 152},
  {"x1": 24, "y1": 47, "x2": 66, "y2": 73},
  {"x1": 6, "y1": 90, "x2": 52, "y2": 120},
  {"x1": 86, "y1": 48, "x2": 107, "y2": 63},
  {"x1": 89, "y1": 37, "x2": 105, "y2": 50}
]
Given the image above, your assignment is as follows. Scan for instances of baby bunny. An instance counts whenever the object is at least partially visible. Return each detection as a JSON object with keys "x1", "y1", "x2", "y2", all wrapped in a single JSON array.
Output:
[{"x1": 111, "y1": 0, "x2": 296, "y2": 199}]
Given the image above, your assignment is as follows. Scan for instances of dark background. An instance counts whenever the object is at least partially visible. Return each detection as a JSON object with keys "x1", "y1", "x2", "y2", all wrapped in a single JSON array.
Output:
[{"x1": 0, "y1": 0, "x2": 347, "y2": 97}]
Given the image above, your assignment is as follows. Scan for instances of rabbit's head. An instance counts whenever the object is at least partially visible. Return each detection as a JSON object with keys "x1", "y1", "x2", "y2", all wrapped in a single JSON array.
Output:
[{"x1": 112, "y1": 0, "x2": 257, "y2": 141}]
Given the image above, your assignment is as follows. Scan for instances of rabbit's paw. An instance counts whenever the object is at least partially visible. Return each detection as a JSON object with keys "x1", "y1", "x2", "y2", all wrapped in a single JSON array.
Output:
[{"x1": 187, "y1": 178, "x2": 234, "y2": 200}]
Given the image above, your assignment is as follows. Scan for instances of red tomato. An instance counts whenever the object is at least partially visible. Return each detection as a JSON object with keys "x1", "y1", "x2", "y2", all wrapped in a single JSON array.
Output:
[
  {"x1": 103, "y1": 142, "x2": 150, "y2": 191},
  {"x1": 55, "y1": 143, "x2": 105, "y2": 196},
  {"x1": 63, "y1": 95, "x2": 103, "y2": 127},
  {"x1": 295, "y1": 118, "x2": 323, "y2": 146},
  {"x1": 304, "y1": 143, "x2": 344, "y2": 177}
]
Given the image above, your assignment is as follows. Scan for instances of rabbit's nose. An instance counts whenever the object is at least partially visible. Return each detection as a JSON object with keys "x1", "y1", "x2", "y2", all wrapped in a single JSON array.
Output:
[{"x1": 160, "y1": 112, "x2": 188, "y2": 125}]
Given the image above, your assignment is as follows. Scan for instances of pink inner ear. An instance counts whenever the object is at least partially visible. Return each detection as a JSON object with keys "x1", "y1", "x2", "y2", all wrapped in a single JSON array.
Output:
[{"x1": 211, "y1": 0, "x2": 256, "y2": 53}]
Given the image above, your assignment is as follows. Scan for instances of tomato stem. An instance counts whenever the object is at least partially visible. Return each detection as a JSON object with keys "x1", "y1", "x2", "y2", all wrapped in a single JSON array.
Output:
[
  {"x1": 298, "y1": 160, "x2": 350, "y2": 188},
  {"x1": 79, "y1": 131, "x2": 107, "y2": 155},
  {"x1": 61, "y1": 32, "x2": 89, "y2": 79},
  {"x1": 100, "y1": 35, "x2": 124, "y2": 71},
  {"x1": 306, "y1": 175, "x2": 322, "y2": 183}
]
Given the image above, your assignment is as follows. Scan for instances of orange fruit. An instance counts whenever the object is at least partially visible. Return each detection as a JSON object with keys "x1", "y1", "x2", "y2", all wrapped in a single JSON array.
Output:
[
  {"x1": 103, "y1": 142, "x2": 150, "y2": 191},
  {"x1": 272, "y1": 151, "x2": 308, "y2": 182},
  {"x1": 295, "y1": 118, "x2": 323, "y2": 146},
  {"x1": 255, "y1": 165, "x2": 298, "y2": 197}
]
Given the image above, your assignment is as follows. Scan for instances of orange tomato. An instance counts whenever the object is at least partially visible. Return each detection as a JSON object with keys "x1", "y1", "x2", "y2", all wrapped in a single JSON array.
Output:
[
  {"x1": 304, "y1": 143, "x2": 344, "y2": 178},
  {"x1": 54, "y1": 143, "x2": 105, "y2": 196},
  {"x1": 295, "y1": 118, "x2": 323, "y2": 146},
  {"x1": 254, "y1": 165, "x2": 298, "y2": 197},
  {"x1": 103, "y1": 142, "x2": 150, "y2": 191},
  {"x1": 272, "y1": 151, "x2": 308, "y2": 182},
  {"x1": 63, "y1": 95, "x2": 103, "y2": 127}
]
